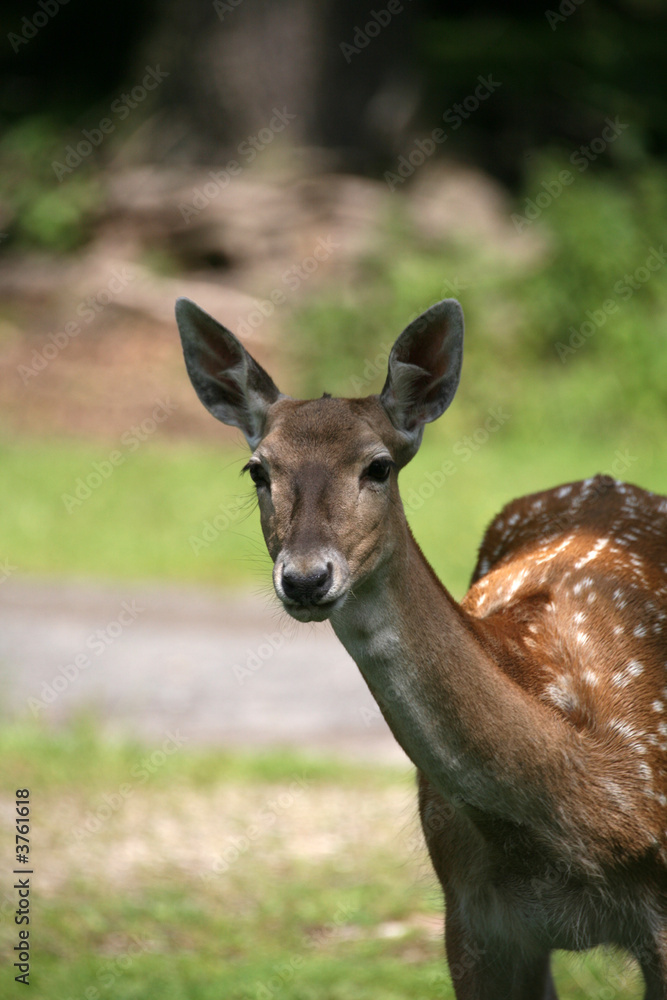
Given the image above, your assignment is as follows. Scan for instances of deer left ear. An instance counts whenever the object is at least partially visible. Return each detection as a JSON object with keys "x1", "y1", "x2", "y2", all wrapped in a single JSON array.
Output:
[
  {"x1": 380, "y1": 299, "x2": 464, "y2": 459},
  {"x1": 175, "y1": 298, "x2": 283, "y2": 449}
]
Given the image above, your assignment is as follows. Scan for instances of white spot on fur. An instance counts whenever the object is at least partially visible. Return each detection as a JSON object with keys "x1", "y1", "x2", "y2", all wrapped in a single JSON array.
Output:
[
  {"x1": 637, "y1": 761, "x2": 653, "y2": 783},
  {"x1": 544, "y1": 677, "x2": 580, "y2": 714},
  {"x1": 613, "y1": 588, "x2": 627, "y2": 609},
  {"x1": 507, "y1": 568, "x2": 528, "y2": 599},
  {"x1": 612, "y1": 660, "x2": 644, "y2": 688},
  {"x1": 574, "y1": 537, "x2": 608, "y2": 570}
]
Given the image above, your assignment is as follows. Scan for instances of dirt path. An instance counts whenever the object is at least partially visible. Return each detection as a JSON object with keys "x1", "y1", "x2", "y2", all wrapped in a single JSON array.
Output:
[{"x1": 0, "y1": 578, "x2": 406, "y2": 762}]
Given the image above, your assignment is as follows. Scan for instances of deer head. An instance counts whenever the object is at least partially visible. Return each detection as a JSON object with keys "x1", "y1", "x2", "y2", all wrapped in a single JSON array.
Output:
[{"x1": 175, "y1": 298, "x2": 463, "y2": 622}]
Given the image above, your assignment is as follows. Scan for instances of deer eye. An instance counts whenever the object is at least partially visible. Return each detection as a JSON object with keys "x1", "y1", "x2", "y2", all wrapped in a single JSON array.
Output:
[
  {"x1": 364, "y1": 458, "x2": 393, "y2": 483},
  {"x1": 244, "y1": 462, "x2": 270, "y2": 489}
]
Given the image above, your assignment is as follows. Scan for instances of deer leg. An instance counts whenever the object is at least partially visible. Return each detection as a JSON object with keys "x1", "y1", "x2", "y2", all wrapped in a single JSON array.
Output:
[
  {"x1": 542, "y1": 969, "x2": 559, "y2": 1000},
  {"x1": 445, "y1": 911, "x2": 558, "y2": 1000},
  {"x1": 643, "y1": 976, "x2": 667, "y2": 1000},
  {"x1": 637, "y1": 941, "x2": 667, "y2": 1000}
]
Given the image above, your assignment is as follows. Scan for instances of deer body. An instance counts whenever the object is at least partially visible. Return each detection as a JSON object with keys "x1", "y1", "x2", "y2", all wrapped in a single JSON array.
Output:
[
  {"x1": 418, "y1": 476, "x2": 667, "y2": 992},
  {"x1": 176, "y1": 297, "x2": 667, "y2": 997}
]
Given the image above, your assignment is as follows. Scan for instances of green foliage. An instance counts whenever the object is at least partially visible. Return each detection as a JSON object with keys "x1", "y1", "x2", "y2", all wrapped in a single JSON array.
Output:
[
  {"x1": 0, "y1": 117, "x2": 101, "y2": 251},
  {"x1": 514, "y1": 159, "x2": 667, "y2": 356},
  {"x1": 418, "y1": 2, "x2": 664, "y2": 183},
  {"x1": 289, "y1": 162, "x2": 667, "y2": 445}
]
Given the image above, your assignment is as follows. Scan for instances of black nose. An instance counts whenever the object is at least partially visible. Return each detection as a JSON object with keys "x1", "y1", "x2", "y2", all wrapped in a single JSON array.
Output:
[{"x1": 282, "y1": 563, "x2": 333, "y2": 605}]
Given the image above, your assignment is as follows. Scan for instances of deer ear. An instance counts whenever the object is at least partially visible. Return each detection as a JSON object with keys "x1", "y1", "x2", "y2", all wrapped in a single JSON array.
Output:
[
  {"x1": 175, "y1": 298, "x2": 283, "y2": 448},
  {"x1": 380, "y1": 299, "x2": 464, "y2": 459}
]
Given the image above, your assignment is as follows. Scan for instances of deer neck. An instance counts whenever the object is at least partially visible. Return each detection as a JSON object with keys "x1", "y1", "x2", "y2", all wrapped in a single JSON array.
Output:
[{"x1": 330, "y1": 521, "x2": 574, "y2": 826}]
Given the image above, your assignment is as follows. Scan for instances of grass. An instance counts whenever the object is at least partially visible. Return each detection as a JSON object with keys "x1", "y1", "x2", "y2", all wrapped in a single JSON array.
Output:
[
  {"x1": 3, "y1": 156, "x2": 666, "y2": 996},
  {"x1": 5, "y1": 161, "x2": 667, "y2": 593},
  {"x1": 1, "y1": 421, "x2": 657, "y2": 1000},
  {"x1": 0, "y1": 435, "x2": 264, "y2": 587},
  {"x1": 1, "y1": 420, "x2": 654, "y2": 997},
  {"x1": 0, "y1": 722, "x2": 643, "y2": 999},
  {"x1": 2, "y1": 409, "x2": 666, "y2": 599}
]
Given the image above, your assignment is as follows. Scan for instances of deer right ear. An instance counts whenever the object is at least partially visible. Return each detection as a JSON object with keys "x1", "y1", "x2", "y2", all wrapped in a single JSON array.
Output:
[
  {"x1": 175, "y1": 298, "x2": 283, "y2": 449},
  {"x1": 380, "y1": 299, "x2": 464, "y2": 460}
]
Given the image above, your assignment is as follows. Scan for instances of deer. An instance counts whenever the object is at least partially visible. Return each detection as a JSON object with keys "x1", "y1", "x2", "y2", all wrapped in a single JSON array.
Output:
[{"x1": 176, "y1": 295, "x2": 667, "y2": 998}]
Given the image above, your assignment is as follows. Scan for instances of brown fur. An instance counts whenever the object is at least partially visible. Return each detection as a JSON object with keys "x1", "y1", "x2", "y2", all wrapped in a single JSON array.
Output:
[{"x1": 175, "y1": 297, "x2": 667, "y2": 997}]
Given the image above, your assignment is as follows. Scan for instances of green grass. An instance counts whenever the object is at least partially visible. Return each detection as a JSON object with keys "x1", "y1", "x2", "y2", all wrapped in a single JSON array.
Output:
[
  {"x1": 5, "y1": 162, "x2": 667, "y2": 594},
  {"x1": 1, "y1": 716, "x2": 404, "y2": 791},
  {"x1": 3, "y1": 412, "x2": 666, "y2": 599},
  {"x1": 0, "y1": 436, "x2": 267, "y2": 587},
  {"x1": 0, "y1": 723, "x2": 643, "y2": 998},
  {"x1": 2, "y1": 156, "x2": 665, "y2": 996}
]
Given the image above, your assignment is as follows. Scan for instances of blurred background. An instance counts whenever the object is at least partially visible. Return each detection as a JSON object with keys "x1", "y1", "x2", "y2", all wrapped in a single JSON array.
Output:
[{"x1": 0, "y1": 1, "x2": 665, "y2": 996}]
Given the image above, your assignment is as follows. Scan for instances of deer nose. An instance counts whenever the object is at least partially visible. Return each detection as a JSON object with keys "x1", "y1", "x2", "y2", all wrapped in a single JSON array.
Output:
[{"x1": 281, "y1": 562, "x2": 333, "y2": 605}]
